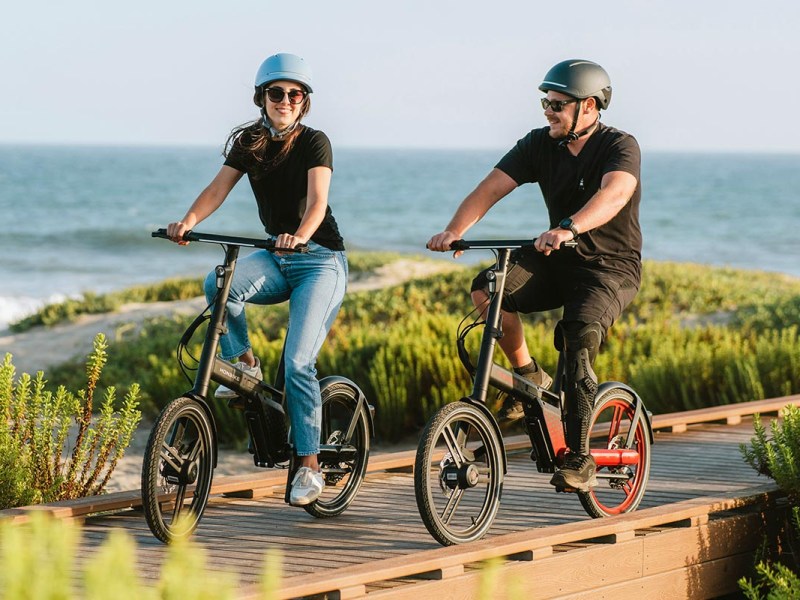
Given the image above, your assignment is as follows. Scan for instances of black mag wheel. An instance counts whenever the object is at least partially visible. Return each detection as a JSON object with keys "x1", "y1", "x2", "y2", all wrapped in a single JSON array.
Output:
[
  {"x1": 579, "y1": 388, "x2": 651, "y2": 518},
  {"x1": 141, "y1": 396, "x2": 215, "y2": 543},
  {"x1": 414, "y1": 401, "x2": 504, "y2": 546},
  {"x1": 303, "y1": 382, "x2": 370, "y2": 518}
]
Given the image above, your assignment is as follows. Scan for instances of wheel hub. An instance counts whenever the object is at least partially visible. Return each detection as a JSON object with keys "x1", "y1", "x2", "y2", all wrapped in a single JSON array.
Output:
[
  {"x1": 164, "y1": 459, "x2": 198, "y2": 486},
  {"x1": 441, "y1": 462, "x2": 480, "y2": 490}
]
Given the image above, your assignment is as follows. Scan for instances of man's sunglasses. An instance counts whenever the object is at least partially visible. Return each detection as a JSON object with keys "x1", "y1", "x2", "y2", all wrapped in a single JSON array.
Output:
[
  {"x1": 264, "y1": 87, "x2": 308, "y2": 105},
  {"x1": 540, "y1": 97, "x2": 580, "y2": 113}
]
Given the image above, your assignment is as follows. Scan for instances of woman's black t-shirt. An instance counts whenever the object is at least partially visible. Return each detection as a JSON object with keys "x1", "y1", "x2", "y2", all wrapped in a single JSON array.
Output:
[
  {"x1": 496, "y1": 122, "x2": 642, "y2": 282},
  {"x1": 224, "y1": 125, "x2": 345, "y2": 251}
]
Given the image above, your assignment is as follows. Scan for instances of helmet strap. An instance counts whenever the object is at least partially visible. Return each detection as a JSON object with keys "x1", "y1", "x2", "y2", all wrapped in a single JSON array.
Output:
[
  {"x1": 260, "y1": 108, "x2": 300, "y2": 140},
  {"x1": 558, "y1": 102, "x2": 600, "y2": 147}
]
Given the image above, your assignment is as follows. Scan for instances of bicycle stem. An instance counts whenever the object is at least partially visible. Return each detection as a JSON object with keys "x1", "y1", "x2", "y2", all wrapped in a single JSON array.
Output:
[
  {"x1": 193, "y1": 244, "x2": 241, "y2": 399},
  {"x1": 469, "y1": 249, "x2": 511, "y2": 403}
]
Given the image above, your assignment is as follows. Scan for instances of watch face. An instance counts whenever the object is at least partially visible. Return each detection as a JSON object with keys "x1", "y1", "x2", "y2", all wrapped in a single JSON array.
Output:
[{"x1": 559, "y1": 218, "x2": 573, "y2": 229}]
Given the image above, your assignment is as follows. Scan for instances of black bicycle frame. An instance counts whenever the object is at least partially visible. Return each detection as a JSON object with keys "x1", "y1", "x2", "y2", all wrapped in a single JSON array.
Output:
[
  {"x1": 153, "y1": 229, "x2": 372, "y2": 469},
  {"x1": 454, "y1": 240, "x2": 569, "y2": 474},
  {"x1": 453, "y1": 238, "x2": 653, "y2": 474}
]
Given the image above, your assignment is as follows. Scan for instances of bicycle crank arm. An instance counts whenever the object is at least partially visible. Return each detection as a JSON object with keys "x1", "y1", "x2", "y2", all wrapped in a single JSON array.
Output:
[{"x1": 318, "y1": 444, "x2": 359, "y2": 462}]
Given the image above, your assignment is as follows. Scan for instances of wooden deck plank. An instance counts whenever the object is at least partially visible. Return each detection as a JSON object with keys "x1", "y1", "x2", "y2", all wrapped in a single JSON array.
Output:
[
  {"x1": 66, "y1": 417, "x2": 771, "y2": 593},
  {"x1": 4, "y1": 397, "x2": 791, "y2": 598}
]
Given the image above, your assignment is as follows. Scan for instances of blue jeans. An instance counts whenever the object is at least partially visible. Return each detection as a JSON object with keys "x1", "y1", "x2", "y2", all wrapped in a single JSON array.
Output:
[{"x1": 204, "y1": 241, "x2": 348, "y2": 456}]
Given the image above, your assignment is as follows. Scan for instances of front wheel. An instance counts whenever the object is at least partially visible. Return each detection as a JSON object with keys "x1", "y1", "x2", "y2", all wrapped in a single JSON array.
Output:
[
  {"x1": 414, "y1": 401, "x2": 504, "y2": 546},
  {"x1": 303, "y1": 382, "x2": 370, "y2": 518},
  {"x1": 141, "y1": 396, "x2": 215, "y2": 543},
  {"x1": 579, "y1": 388, "x2": 651, "y2": 518}
]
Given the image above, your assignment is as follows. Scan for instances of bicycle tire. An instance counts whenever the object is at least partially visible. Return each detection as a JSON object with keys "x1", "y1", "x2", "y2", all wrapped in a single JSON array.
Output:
[
  {"x1": 141, "y1": 396, "x2": 215, "y2": 543},
  {"x1": 303, "y1": 382, "x2": 370, "y2": 518},
  {"x1": 579, "y1": 387, "x2": 651, "y2": 517},
  {"x1": 414, "y1": 401, "x2": 504, "y2": 546}
]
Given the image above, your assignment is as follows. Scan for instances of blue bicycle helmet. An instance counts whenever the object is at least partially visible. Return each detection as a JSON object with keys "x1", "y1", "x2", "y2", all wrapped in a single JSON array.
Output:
[{"x1": 254, "y1": 53, "x2": 313, "y2": 93}]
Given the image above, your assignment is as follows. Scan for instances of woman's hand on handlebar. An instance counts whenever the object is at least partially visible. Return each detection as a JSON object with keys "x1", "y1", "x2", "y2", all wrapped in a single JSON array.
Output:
[
  {"x1": 166, "y1": 221, "x2": 192, "y2": 246},
  {"x1": 274, "y1": 233, "x2": 307, "y2": 255},
  {"x1": 535, "y1": 228, "x2": 577, "y2": 256},
  {"x1": 427, "y1": 230, "x2": 464, "y2": 258}
]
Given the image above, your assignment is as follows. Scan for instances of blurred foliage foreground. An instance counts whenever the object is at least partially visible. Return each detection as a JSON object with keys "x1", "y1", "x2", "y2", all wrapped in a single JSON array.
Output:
[
  {"x1": 21, "y1": 257, "x2": 800, "y2": 446},
  {"x1": 0, "y1": 512, "x2": 529, "y2": 600}
]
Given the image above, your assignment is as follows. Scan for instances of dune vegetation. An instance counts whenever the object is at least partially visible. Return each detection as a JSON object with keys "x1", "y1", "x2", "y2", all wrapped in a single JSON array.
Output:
[{"x1": 18, "y1": 256, "x2": 800, "y2": 445}]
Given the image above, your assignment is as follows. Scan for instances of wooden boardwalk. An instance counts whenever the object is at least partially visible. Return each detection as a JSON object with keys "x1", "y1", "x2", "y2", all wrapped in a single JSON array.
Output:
[{"x1": 4, "y1": 395, "x2": 798, "y2": 598}]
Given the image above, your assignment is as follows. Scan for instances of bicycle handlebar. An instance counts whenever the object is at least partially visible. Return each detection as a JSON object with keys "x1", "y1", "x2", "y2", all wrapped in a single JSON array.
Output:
[
  {"x1": 152, "y1": 229, "x2": 309, "y2": 253},
  {"x1": 448, "y1": 238, "x2": 578, "y2": 251}
]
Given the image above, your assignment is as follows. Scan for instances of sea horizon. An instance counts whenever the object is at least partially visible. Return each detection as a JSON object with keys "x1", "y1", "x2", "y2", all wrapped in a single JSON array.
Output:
[{"x1": 2, "y1": 145, "x2": 799, "y2": 329}]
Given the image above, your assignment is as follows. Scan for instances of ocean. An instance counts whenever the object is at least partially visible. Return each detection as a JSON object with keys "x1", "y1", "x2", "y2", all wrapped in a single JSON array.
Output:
[{"x1": 1, "y1": 145, "x2": 799, "y2": 330}]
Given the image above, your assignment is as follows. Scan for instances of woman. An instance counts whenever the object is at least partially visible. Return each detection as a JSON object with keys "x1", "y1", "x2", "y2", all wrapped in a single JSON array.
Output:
[{"x1": 166, "y1": 53, "x2": 347, "y2": 507}]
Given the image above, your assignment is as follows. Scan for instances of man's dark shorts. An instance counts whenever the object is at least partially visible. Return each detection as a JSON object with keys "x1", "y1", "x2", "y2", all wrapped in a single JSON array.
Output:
[{"x1": 470, "y1": 248, "x2": 639, "y2": 335}]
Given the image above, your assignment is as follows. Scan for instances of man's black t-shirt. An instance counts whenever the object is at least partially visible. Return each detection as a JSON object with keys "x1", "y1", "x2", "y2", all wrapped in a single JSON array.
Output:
[
  {"x1": 224, "y1": 125, "x2": 345, "y2": 251},
  {"x1": 496, "y1": 122, "x2": 642, "y2": 282}
]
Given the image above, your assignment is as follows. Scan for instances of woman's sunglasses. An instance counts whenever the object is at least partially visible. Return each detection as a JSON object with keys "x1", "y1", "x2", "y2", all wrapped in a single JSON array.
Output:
[
  {"x1": 540, "y1": 97, "x2": 580, "y2": 113},
  {"x1": 265, "y1": 87, "x2": 308, "y2": 105}
]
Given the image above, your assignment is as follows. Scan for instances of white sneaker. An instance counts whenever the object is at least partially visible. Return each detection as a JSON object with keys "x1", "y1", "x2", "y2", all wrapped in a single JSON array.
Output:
[
  {"x1": 214, "y1": 358, "x2": 262, "y2": 399},
  {"x1": 289, "y1": 466, "x2": 325, "y2": 506}
]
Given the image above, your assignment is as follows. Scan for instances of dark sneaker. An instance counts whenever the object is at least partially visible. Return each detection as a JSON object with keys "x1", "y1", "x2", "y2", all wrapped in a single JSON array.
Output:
[
  {"x1": 550, "y1": 453, "x2": 597, "y2": 492},
  {"x1": 497, "y1": 363, "x2": 553, "y2": 421}
]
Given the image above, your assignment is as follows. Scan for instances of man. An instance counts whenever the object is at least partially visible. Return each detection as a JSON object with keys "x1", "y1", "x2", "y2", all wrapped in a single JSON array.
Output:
[{"x1": 427, "y1": 59, "x2": 641, "y2": 492}]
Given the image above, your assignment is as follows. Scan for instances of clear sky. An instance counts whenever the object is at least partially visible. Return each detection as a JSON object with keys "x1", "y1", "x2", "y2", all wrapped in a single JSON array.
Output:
[{"x1": 3, "y1": 0, "x2": 798, "y2": 152}]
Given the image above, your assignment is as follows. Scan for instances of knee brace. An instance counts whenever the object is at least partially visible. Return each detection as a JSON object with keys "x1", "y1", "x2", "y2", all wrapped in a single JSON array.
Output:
[{"x1": 556, "y1": 321, "x2": 603, "y2": 454}]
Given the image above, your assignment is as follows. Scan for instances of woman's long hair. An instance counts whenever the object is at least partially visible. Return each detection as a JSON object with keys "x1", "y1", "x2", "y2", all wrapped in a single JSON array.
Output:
[{"x1": 224, "y1": 89, "x2": 311, "y2": 175}]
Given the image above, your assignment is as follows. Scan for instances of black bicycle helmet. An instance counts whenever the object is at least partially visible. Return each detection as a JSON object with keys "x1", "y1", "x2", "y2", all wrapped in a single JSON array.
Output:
[
  {"x1": 539, "y1": 59, "x2": 611, "y2": 146},
  {"x1": 538, "y1": 59, "x2": 612, "y2": 110}
]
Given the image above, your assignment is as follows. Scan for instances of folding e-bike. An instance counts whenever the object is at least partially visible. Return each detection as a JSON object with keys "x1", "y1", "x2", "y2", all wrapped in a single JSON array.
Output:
[
  {"x1": 414, "y1": 239, "x2": 653, "y2": 546},
  {"x1": 142, "y1": 229, "x2": 373, "y2": 543}
]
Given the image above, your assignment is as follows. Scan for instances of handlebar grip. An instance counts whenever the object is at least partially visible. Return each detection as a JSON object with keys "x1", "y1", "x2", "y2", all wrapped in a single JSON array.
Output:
[
  {"x1": 152, "y1": 229, "x2": 310, "y2": 251},
  {"x1": 152, "y1": 228, "x2": 195, "y2": 242},
  {"x1": 446, "y1": 237, "x2": 579, "y2": 251}
]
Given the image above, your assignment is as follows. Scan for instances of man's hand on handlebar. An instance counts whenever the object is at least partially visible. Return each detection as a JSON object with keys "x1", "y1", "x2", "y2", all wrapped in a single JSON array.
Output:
[
  {"x1": 534, "y1": 228, "x2": 577, "y2": 256},
  {"x1": 427, "y1": 230, "x2": 465, "y2": 258}
]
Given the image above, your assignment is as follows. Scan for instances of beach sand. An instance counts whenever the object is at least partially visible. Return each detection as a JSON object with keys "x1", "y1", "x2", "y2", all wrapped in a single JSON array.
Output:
[{"x1": 0, "y1": 258, "x2": 459, "y2": 493}]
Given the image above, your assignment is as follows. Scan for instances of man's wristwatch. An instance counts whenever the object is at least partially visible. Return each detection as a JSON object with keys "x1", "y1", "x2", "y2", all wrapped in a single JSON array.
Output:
[{"x1": 559, "y1": 217, "x2": 579, "y2": 239}]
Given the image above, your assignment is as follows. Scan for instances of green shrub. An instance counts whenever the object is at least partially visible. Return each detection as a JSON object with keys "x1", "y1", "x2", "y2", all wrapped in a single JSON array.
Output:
[
  {"x1": 739, "y1": 406, "x2": 800, "y2": 597},
  {"x1": 9, "y1": 278, "x2": 204, "y2": 333},
  {"x1": 740, "y1": 557, "x2": 800, "y2": 599},
  {"x1": 0, "y1": 431, "x2": 36, "y2": 511},
  {"x1": 0, "y1": 334, "x2": 142, "y2": 508},
  {"x1": 346, "y1": 250, "x2": 405, "y2": 274},
  {"x1": 21, "y1": 259, "x2": 800, "y2": 444},
  {"x1": 741, "y1": 406, "x2": 800, "y2": 502}
]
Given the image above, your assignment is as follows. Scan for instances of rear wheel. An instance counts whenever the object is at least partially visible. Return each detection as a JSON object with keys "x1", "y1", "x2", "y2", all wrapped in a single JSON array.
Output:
[
  {"x1": 141, "y1": 396, "x2": 215, "y2": 543},
  {"x1": 414, "y1": 401, "x2": 504, "y2": 546},
  {"x1": 303, "y1": 382, "x2": 370, "y2": 518},
  {"x1": 579, "y1": 388, "x2": 651, "y2": 517}
]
